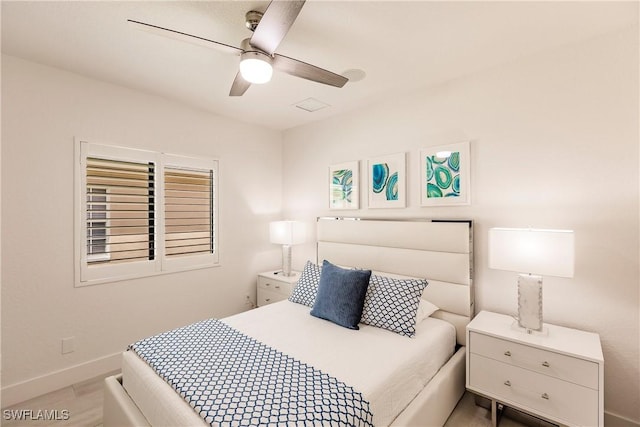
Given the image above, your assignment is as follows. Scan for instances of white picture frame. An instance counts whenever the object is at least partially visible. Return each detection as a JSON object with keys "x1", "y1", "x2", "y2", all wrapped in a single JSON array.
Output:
[
  {"x1": 367, "y1": 152, "x2": 406, "y2": 208},
  {"x1": 420, "y1": 141, "x2": 470, "y2": 206},
  {"x1": 329, "y1": 161, "x2": 359, "y2": 210}
]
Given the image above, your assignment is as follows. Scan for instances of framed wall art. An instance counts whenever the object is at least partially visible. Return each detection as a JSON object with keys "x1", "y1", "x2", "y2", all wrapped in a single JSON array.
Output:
[
  {"x1": 420, "y1": 141, "x2": 470, "y2": 206},
  {"x1": 329, "y1": 161, "x2": 359, "y2": 210},
  {"x1": 367, "y1": 152, "x2": 406, "y2": 208}
]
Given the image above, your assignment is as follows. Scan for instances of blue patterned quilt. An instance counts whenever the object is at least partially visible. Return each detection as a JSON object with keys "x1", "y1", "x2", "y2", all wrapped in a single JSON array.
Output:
[{"x1": 129, "y1": 319, "x2": 374, "y2": 426}]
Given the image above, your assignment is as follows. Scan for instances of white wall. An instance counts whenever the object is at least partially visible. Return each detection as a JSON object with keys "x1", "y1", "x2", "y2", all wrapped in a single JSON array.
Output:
[
  {"x1": 2, "y1": 22, "x2": 638, "y2": 424},
  {"x1": 1, "y1": 55, "x2": 283, "y2": 404},
  {"x1": 282, "y1": 26, "x2": 639, "y2": 424}
]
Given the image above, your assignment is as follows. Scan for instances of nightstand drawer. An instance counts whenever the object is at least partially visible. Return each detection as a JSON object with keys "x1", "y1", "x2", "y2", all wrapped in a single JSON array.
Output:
[
  {"x1": 469, "y1": 331, "x2": 599, "y2": 389},
  {"x1": 257, "y1": 287, "x2": 288, "y2": 306},
  {"x1": 470, "y1": 354, "x2": 598, "y2": 426},
  {"x1": 256, "y1": 271, "x2": 300, "y2": 308},
  {"x1": 257, "y1": 276, "x2": 292, "y2": 294}
]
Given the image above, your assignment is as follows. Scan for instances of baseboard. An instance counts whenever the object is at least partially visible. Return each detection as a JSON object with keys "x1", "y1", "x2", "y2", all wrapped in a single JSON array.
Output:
[
  {"x1": 605, "y1": 411, "x2": 640, "y2": 427},
  {"x1": 1, "y1": 352, "x2": 121, "y2": 408}
]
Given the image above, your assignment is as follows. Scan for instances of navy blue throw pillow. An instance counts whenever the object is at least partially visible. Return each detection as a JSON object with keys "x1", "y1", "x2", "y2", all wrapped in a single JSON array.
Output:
[{"x1": 310, "y1": 260, "x2": 372, "y2": 330}]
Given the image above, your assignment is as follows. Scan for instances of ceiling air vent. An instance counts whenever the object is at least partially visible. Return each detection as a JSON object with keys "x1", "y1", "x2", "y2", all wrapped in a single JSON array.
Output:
[{"x1": 294, "y1": 98, "x2": 330, "y2": 112}]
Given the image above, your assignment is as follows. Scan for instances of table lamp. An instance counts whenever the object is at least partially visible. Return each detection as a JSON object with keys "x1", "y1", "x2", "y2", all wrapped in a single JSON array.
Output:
[
  {"x1": 488, "y1": 227, "x2": 574, "y2": 334},
  {"x1": 270, "y1": 220, "x2": 306, "y2": 277}
]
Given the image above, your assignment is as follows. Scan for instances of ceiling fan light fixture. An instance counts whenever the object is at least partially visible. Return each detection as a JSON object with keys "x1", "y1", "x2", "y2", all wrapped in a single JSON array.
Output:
[{"x1": 239, "y1": 51, "x2": 273, "y2": 84}]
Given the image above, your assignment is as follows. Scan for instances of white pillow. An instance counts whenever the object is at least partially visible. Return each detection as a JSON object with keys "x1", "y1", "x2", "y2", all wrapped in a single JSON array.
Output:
[{"x1": 415, "y1": 299, "x2": 439, "y2": 323}]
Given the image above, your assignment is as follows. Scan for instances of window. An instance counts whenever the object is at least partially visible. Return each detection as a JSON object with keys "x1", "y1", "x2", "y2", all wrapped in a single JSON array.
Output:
[
  {"x1": 160, "y1": 154, "x2": 219, "y2": 272},
  {"x1": 164, "y1": 167, "x2": 213, "y2": 258},
  {"x1": 75, "y1": 141, "x2": 219, "y2": 286},
  {"x1": 86, "y1": 158, "x2": 155, "y2": 265}
]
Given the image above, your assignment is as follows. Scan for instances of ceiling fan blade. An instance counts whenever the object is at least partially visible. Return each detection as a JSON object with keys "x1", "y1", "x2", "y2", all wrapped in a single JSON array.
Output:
[
  {"x1": 229, "y1": 72, "x2": 251, "y2": 96},
  {"x1": 128, "y1": 19, "x2": 242, "y2": 56},
  {"x1": 250, "y1": 1, "x2": 305, "y2": 55},
  {"x1": 273, "y1": 54, "x2": 348, "y2": 88}
]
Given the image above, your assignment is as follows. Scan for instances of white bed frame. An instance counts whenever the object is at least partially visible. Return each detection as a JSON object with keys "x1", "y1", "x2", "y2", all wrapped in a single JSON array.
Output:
[{"x1": 104, "y1": 217, "x2": 474, "y2": 427}]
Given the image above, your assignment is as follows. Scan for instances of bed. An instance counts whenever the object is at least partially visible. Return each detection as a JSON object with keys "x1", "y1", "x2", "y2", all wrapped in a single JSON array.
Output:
[{"x1": 104, "y1": 217, "x2": 474, "y2": 426}]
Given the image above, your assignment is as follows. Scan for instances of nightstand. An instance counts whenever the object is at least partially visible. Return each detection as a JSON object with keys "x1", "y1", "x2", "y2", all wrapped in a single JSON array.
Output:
[
  {"x1": 257, "y1": 270, "x2": 300, "y2": 307},
  {"x1": 466, "y1": 311, "x2": 604, "y2": 427}
]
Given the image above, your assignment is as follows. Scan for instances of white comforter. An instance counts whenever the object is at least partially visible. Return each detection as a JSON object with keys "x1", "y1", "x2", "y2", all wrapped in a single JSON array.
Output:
[{"x1": 122, "y1": 300, "x2": 456, "y2": 426}]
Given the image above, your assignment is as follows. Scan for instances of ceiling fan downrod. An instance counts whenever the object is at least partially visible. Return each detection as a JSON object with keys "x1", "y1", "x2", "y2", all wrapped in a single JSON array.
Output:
[{"x1": 244, "y1": 11, "x2": 263, "y2": 32}]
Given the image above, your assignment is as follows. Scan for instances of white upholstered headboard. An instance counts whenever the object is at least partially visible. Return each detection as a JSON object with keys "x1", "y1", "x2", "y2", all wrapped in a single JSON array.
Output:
[{"x1": 316, "y1": 217, "x2": 474, "y2": 345}]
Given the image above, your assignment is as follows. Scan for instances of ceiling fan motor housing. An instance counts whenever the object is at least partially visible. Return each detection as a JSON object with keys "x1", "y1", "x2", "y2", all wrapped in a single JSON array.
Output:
[
  {"x1": 240, "y1": 37, "x2": 272, "y2": 64},
  {"x1": 240, "y1": 49, "x2": 272, "y2": 63},
  {"x1": 240, "y1": 38, "x2": 268, "y2": 56}
]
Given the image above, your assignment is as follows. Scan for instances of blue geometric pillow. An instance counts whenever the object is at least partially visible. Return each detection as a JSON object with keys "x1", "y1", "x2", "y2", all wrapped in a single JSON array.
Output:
[
  {"x1": 310, "y1": 260, "x2": 371, "y2": 330},
  {"x1": 360, "y1": 275, "x2": 428, "y2": 337},
  {"x1": 288, "y1": 260, "x2": 321, "y2": 307}
]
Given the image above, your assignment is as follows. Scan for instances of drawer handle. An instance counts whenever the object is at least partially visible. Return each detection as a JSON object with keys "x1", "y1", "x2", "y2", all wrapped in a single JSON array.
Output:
[
  {"x1": 275, "y1": 285, "x2": 280, "y2": 289},
  {"x1": 265, "y1": 298, "x2": 271, "y2": 302},
  {"x1": 265, "y1": 282, "x2": 271, "y2": 287},
  {"x1": 542, "y1": 361, "x2": 550, "y2": 368},
  {"x1": 541, "y1": 393, "x2": 549, "y2": 400},
  {"x1": 503, "y1": 380, "x2": 511, "y2": 387},
  {"x1": 504, "y1": 350, "x2": 512, "y2": 357}
]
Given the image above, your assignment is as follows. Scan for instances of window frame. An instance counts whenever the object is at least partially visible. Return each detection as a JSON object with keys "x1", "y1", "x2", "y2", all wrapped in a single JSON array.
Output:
[{"x1": 75, "y1": 140, "x2": 219, "y2": 287}]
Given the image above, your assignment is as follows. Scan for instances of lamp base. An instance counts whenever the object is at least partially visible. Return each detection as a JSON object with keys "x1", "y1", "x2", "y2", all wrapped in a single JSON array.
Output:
[
  {"x1": 281, "y1": 244, "x2": 293, "y2": 277},
  {"x1": 510, "y1": 320, "x2": 549, "y2": 336},
  {"x1": 517, "y1": 273, "x2": 543, "y2": 332},
  {"x1": 274, "y1": 270, "x2": 296, "y2": 277}
]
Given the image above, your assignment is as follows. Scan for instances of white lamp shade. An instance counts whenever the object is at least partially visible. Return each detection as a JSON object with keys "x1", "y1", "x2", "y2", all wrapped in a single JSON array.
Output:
[
  {"x1": 489, "y1": 228, "x2": 575, "y2": 278},
  {"x1": 270, "y1": 221, "x2": 306, "y2": 245}
]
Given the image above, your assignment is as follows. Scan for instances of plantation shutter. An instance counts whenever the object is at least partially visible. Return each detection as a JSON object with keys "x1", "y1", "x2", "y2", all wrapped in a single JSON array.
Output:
[
  {"x1": 77, "y1": 141, "x2": 218, "y2": 286},
  {"x1": 164, "y1": 167, "x2": 214, "y2": 258},
  {"x1": 86, "y1": 158, "x2": 155, "y2": 264}
]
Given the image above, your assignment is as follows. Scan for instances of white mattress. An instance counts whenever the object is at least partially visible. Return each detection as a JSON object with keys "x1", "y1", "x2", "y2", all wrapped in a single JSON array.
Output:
[{"x1": 122, "y1": 300, "x2": 456, "y2": 426}]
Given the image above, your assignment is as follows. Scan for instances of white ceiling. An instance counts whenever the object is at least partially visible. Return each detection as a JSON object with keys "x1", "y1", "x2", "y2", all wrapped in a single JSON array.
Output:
[{"x1": 2, "y1": 1, "x2": 638, "y2": 130}]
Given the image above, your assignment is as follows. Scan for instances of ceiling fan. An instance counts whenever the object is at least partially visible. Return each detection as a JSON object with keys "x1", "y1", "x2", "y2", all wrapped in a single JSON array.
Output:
[{"x1": 128, "y1": 0, "x2": 348, "y2": 96}]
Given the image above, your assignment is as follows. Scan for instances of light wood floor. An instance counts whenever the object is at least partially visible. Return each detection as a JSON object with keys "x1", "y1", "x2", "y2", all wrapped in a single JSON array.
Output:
[
  {"x1": 1, "y1": 370, "x2": 118, "y2": 427},
  {"x1": 2, "y1": 373, "x2": 541, "y2": 427}
]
